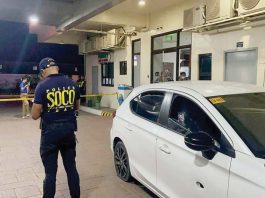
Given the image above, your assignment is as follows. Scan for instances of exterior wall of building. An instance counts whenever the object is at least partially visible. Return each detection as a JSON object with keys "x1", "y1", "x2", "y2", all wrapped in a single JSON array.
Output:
[
  {"x1": 191, "y1": 27, "x2": 265, "y2": 86},
  {"x1": 85, "y1": 47, "x2": 129, "y2": 109},
  {"x1": 85, "y1": 0, "x2": 265, "y2": 109}
]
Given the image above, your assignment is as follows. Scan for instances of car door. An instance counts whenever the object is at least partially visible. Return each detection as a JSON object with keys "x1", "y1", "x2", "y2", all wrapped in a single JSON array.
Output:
[
  {"x1": 156, "y1": 93, "x2": 234, "y2": 198},
  {"x1": 126, "y1": 90, "x2": 166, "y2": 189}
]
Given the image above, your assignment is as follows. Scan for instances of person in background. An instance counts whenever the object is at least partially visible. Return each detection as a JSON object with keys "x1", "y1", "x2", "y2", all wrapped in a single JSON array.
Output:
[
  {"x1": 77, "y1": 76, "x2": 86, "y2": 103},
  {"x1": 154, "y1": 72, "x2": 160, "y2": 83},
  {"x1": 178, "y1": 72, "x2": 189, "y2": 81},
  {"x1": 31, "y1": 58, "x2": 80, "y2": 198},
  {"x1": 20, "y1": 76, "x2": 30, "y2": 118}
]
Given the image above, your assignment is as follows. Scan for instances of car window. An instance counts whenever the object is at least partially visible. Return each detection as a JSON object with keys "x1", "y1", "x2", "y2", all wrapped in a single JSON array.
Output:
[
  {"x1": 208, "y1": 92, "x2": 265, "y2": 159},
  {"x1": 131, "y1": 91, "x2": 165, "y2": 123},
  {"x1": 168, "y1": 95, "x2": 221, "y2": 142}
]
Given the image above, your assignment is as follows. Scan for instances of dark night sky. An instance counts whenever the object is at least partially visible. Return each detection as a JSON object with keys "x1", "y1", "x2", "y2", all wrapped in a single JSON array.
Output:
[{"x1": 0, "y1": 21, "x2": 84, "y2": 75}]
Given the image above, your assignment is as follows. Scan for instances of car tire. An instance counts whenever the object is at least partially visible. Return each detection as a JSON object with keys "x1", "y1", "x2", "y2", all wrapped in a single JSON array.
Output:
[{"x1": 114, "y1": 141, "x2": 132, "y2": 182}]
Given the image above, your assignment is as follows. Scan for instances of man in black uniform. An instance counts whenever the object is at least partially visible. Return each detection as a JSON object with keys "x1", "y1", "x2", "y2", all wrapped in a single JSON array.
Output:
[
  {"x1": 76, "y1": 76, "x2": 86, "y2": 103},
  {"x1": 31, "y1": 57, "x2": 80, "y2": 198}
]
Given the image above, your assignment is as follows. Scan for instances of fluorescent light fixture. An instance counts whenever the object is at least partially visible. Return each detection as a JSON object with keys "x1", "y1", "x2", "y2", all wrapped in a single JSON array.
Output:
[
  {"x1": 138, "y1": 0, "x2": 146, "y2": 7},
  {"x1": 29, "y1": 15, "x2": 39, "y2": 25}
]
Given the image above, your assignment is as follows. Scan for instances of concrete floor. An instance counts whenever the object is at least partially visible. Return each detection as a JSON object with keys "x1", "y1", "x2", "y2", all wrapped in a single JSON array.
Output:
[{"x1": 0, "y1": 103, "x2": 156, "y2": 198}]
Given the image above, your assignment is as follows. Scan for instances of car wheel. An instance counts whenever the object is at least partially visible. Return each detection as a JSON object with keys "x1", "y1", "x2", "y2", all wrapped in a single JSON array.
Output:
[{"x1": 114, "y1": 141, "x2": 132, "y2": 182}]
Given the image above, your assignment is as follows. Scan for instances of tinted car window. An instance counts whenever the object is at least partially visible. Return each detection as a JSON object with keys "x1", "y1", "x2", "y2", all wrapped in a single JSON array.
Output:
[
  {"x1": 168, "y1": 95, "x2": 221, "y2": 142},
  {"x1": 208, "y1": 92, "x2": 265, "y2": 159},
  {"x1": 131, "y1": 91, "x2": 165, "y2": 122}
]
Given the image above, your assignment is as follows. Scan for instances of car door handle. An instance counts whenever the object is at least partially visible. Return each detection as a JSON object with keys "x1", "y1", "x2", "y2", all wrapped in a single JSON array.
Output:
[
  {"x1": 196, "y1": 181, "x2": 204, "y2": 189},
  {"x1": 159, "y1": 145, "x2": 171, "y2": 154}
]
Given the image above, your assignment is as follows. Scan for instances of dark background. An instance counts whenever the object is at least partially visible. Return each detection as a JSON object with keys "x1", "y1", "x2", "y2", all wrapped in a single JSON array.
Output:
[{"x1": 0, "y1": 21, "x2": 84, "y2": 75}]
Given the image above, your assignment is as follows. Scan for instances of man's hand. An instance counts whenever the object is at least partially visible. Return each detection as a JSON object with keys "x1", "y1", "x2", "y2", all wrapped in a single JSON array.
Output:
[{"x1": 31, "y1": 103, "x2": 42, "y2": 120}]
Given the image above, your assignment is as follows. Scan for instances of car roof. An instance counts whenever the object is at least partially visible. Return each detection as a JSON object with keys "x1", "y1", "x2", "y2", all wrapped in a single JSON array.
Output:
[{"x1": 138, "y1": 81, "x2": 265, "y2": 97}]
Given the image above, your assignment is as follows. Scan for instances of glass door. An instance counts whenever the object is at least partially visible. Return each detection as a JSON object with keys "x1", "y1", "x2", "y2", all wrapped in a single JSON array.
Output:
[
  {"x1": 178, "y1": 48, "x2": 191, "y2": 80},
  {"x1": 132, "y1": 39, "x2": 141, "y2": 87}
]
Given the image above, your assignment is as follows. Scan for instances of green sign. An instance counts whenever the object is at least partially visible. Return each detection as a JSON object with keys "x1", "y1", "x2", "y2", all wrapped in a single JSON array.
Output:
[
  {"x1": 98, "y1": 52, "x2": 110, "y2": 63},
  {"x1": 164, "y1": 34, "x2": 174, "y2": 42}
]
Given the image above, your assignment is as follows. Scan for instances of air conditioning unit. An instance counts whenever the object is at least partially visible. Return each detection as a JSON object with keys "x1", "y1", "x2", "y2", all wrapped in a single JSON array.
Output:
[
  {"x1": 238, "y1": 0, "x2": 265, "y2": 15},
  {"x1": 79, "y1": 40, "x2": 89, "y2": 54},
  {"x1": 183, "y1": 5, "x2": 205, "y2": 28},
  {"x1": 79, "y1": 37, "x2": 97, "y2": 53},
  {"x1": 102, "y1": 30, "x2": 117, "y2": 49},
  {"x1": 96, "y1": 36, "x2": 104, "y2": 50},
  {"x1": 102, "y1": 29, "x2": 126, "y2": 49},
  {"x1": 79, "y1": 29, "x2": 126, "y2": 53},
  {"x1": 205, "y1": 0, "x2": 234, "y2": 23}
]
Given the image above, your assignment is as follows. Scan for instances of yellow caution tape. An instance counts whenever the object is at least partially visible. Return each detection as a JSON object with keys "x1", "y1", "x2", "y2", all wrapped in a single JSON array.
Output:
[
  {"x1": 0, "y1": 98, "x2": 34, "y2": 102},
  {"x1": 101, "y1": 112, "x2": 114, "y2": 117},
  {"x1": 0, "y1": 93, "x2": 118, "y2": 102},
  {"x1": 81, "y1": 93, "x2": 118, "y2": 98}
]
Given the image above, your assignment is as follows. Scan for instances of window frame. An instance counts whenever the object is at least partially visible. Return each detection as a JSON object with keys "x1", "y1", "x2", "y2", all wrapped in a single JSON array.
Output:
[
  {"x1": 132, "y1": 39, "x2": 141, "y2": 88},
  {"x1": 150, "y1": 30, "x2": 192, "y2": 83},
  {"x1": 101, "y1": 62, "x2": 114, "y2": 87},
  {"x1": 157, "y1": 91, "x2": 235, "y2": 158},
  {"x1": 130, "y1": 90, "x2": 167, "y2": 124}
]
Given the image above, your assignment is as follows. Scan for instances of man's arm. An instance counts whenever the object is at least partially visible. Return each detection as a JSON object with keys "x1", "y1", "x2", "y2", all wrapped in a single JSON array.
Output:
[
  {"x1": 75, "y1": 99, "x2": 80, "y2": 111},
  {"x1": 21, "y1": 83, "x2": 29, "y2": 90},
  {"x1": 31, "y1": 103, "x2": 42, "y2": 120}
]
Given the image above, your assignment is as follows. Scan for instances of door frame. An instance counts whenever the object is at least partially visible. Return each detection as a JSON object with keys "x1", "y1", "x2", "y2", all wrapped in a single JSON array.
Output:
[
  {"x1": 92, "y1": 65, "x2": 99, "y2": 94},
  {"x1": 132, "y1": 39, "x2": 141, "y2": 88},
  {"x1": 198, "y1": 53, "x2": 212, "y2": 80},
  {"x1": 224, "y1": 47, "x2": 258, "y2": 83}
]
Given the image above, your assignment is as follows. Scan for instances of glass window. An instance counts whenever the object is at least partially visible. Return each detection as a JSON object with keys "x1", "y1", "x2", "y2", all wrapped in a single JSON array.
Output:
[
  {"x1": 178, "y1": 48, "x2": 191, "y2": 80},
  {"x1": 101, "y1": 62, "x2": 114, "y2": 87},
  {"x1": 133, "y1": 40, "x2": 141, "y2": 54},
  {"x1": 152, "y1": 52, "x2": 176, "y2": 83},
  {"x1": 199, "y1": 54, "x2": 212, "y2": 80},
  {"x1": 131, "y1": 91, "x2": 165, "y2": 122},
  {"x1": 168, "y1": 95, "x2": 221, "y2": 143},
  {"x1": 153, "y1": 33, "x2": 177, "y2": 50},
  {"x1": 208, "y1": 92, "x2": 265, "y2": 159},
  {"x1": 120, "y1": 61, "x2": 127, "y2": 75},
  {"x1": 179, "y1": 31, "x2": 192, "y2": 46},
  {"x1": 132, "y1": 39, "x2": 141, "y2": 87},
  {"x1": 151, "y1": 30, "x2": 192, "y2": 82}
]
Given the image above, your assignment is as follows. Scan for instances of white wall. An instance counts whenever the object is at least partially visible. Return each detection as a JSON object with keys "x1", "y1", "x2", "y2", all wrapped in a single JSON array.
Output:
[
  {"x1": 84, "y1": 0, "x2": 265, "y2": 109},
  {"x1": 149, "y1": 0, "x2": 195, "y2": 32},
  {"x1": 85, "y1": 46, "x2": 129, "y2": 109},
  {"x1": 191, "y1": 26, "x2": 265, "y2": 86}
]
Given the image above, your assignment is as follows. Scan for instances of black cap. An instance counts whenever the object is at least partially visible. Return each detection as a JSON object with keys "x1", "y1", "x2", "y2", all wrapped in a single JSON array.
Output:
[{"x1": 39, "y1": 57, "x2": 57, "y2": 71}]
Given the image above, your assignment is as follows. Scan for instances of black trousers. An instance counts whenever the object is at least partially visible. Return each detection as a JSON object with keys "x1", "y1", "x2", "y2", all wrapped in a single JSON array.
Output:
[{"x1": 40, "y1": 122, "x2": 80, "y2": 198}]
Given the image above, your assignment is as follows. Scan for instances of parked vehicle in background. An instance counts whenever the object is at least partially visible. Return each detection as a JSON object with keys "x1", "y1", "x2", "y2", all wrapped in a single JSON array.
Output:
[{"x1": 111, "y1": 81, "x2": 265, "y2": 198}]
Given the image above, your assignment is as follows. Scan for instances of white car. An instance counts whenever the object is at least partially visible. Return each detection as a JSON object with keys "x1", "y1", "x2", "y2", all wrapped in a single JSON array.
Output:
[{"x1": 110, "y1": 81, "x2": 265, "y2": 198}]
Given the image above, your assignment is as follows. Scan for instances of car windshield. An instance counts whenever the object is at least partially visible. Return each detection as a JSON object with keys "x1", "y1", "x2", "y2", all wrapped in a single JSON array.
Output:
[{"x1": 207, "y1": 92, "x2": 265, "y2": 159}]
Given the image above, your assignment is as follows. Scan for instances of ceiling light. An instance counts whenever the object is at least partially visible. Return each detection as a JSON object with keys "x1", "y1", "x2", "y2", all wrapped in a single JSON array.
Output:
[
  {"x1": 138, "y1": 0, "x2": 146, "y2": 7},
  {"x1": 29, "y1": 15, "x2": 39, "y2": 25}
]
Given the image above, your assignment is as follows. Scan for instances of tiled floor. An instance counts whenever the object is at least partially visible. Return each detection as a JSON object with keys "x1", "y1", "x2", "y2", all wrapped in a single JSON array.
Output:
[{"x1": 0, "y1": 104, "x2": 156, "y2": 198}]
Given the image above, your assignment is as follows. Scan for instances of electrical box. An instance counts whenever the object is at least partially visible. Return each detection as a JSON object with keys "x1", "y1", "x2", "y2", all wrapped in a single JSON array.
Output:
[{"x1": 183, "y1": 6, "x2": 205, "y2": 28}]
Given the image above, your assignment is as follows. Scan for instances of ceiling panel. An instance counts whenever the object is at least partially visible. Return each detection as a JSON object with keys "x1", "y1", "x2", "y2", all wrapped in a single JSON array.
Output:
[{"x1": 110, "y1": 0, "x2": 185, "y2": 15}]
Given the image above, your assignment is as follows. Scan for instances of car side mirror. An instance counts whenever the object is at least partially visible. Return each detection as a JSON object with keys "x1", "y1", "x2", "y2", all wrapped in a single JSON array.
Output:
[{"x1": 184, "y1": 132, "x2": 215, "y2": 152}]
